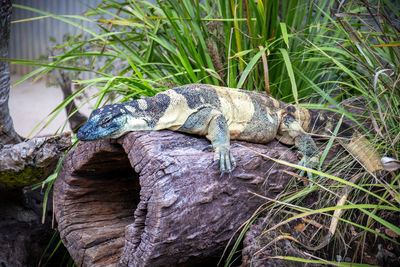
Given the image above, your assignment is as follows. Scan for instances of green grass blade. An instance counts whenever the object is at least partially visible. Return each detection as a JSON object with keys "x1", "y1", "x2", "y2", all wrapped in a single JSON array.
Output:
[
  {"x1": 279, "y1": 48, "x2": 298, "y2": 105},
  {"x1": 237, "y1": 46, "x2": 267, "y2": 88}
]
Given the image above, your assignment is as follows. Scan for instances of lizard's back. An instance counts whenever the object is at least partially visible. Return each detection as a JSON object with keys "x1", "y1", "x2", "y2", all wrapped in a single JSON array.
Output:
[{"x1": 167, "y1": 84, "x2": 305, "y2": 144}]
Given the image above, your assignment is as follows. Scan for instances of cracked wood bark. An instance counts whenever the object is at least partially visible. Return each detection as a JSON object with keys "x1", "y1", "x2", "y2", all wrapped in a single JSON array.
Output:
[
  {"x1": 0, "y1": 133, "x2": 72, "y2": 266},
  {"x1": 54, "y1": 130, "x2": 298, "y2": 267},
  {"x1": 0, "y1": 133, "x2": 71, "y2": 189}
]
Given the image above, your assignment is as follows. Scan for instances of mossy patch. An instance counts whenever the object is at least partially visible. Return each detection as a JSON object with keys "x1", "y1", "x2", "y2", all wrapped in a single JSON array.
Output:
[{"x1": 0, "y1": 167, "x2": 45, "y2": 188}]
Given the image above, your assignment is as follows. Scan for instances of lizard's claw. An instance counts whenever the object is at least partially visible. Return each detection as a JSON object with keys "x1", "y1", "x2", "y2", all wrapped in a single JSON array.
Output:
[
  {"x1": 220, "y1": 169, "x2": 233, "y2": 178},
  {"x1": 203, "y1": 144, "x2": 214, "y2": 152},
  {"x1": 213, "y1": 145, "x2": 236, "y2": 177}
]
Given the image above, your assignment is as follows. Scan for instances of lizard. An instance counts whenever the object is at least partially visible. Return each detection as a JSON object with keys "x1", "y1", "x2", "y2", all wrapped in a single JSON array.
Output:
[
  {"x1": 76, "y1": 83, "x2": 384, "y2": 251},
  {"x1": 77, "y1": 83, "x2": 383, "y2": 175}
]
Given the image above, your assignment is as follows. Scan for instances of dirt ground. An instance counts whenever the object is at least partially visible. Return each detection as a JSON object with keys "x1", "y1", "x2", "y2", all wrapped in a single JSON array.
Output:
[{"x1": 9, "y1": 76, "x2": 92, "y2": 138}]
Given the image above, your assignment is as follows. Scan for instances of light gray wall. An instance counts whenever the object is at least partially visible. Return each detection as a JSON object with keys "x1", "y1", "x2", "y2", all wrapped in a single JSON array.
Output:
[{"x1": 9, "y1": 0, "x2": 102, "y2": 76}]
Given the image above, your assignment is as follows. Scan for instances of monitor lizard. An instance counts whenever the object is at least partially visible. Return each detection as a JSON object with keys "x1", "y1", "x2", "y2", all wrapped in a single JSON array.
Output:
[{"x1": 77, "y1": 83, "x2": 383, "y2": 175}]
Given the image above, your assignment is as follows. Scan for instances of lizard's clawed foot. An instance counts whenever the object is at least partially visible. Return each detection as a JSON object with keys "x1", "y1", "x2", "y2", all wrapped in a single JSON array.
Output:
[{"x1": 208, "y1": 144, "x2": 236, "y2": 177}]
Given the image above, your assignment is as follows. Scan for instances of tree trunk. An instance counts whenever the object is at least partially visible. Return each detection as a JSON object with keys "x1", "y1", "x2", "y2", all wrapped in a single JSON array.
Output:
[
  {"x1": 54, "y1": 131, "x2": 299, "y2": 266},
  {"x1": 0, "y1": 0, "x2": 21, "y2": 145}
]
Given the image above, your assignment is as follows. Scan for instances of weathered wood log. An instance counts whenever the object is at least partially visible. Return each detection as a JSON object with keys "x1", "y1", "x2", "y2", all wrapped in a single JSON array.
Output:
[
  {"x1": 0, "y1": 133, "x2": 71, "y2": 189},
  {"x1": 54, "y1": 130, "x2": 299, "y2": 266},
  {"x1": 0, "y1": 133, "x2": 71, "y2": 266}
]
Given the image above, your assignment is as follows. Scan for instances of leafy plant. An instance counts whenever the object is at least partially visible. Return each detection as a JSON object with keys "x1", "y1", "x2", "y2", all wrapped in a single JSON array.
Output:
[{"x1": 12, "y1": 0, "x2": 352, "y2": 101}]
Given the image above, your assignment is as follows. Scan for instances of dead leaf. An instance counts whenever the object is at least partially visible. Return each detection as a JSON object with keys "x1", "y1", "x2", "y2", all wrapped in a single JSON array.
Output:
[
  {"x1": 385, "y1": 228, "x2": 399, "y2": 238},
  {"x1": 342, "y1": 132, "x2": 383, "y2": 173},
  {"x1": 294, "y1": 223, "x2": 306, "y2": 232}
]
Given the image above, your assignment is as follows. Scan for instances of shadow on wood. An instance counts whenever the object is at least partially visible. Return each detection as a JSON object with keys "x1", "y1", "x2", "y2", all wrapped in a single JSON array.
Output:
[{"x1": 54, "y1": 130, "x2": 298, "y2": 266}]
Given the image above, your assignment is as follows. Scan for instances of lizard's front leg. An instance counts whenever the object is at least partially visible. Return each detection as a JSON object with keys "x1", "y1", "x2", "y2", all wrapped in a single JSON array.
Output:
[
  {"x1": 178, "y1": 107, "x2": 235, "y2": 176},
  {"x1": 206, "y1": 110, "x2": 236, "y2": 176}
]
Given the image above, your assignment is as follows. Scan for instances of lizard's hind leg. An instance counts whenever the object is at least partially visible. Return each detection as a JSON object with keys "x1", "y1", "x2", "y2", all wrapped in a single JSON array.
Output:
[
  {"x1": 295, "y1": 133, "x2": 320, "y2": 181},
  {"x1": 280, "y1": 115, "x2": 320, "y2": 181}
]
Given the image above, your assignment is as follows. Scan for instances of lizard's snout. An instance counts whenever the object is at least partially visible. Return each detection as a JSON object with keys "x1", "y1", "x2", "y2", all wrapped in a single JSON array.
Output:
[{"x1": 76, "y1": 123, "x2": 91, "y2": 141}]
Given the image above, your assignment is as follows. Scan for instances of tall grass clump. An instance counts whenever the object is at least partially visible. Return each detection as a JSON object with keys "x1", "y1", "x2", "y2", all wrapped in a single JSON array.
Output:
[
  {"x1": 223, "y1": 1, "x2": 400, "y2": 265},
  {"x1": 328, "y1": 0, "x2": 400, "y2": 263},
  {"x1": 334, "y1": 0, "x2": 399, "y2": 157}
]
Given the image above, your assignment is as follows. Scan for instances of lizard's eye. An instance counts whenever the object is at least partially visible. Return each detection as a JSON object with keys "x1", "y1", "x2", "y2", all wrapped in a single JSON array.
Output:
[{"x1": 100, "y1": 115, "x2": 113, "y2": 126}]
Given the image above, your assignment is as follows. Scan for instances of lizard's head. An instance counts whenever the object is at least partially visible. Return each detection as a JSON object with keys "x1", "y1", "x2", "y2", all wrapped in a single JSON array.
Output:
[{"x1": 77, "y1": 103, "x2": 151, "y2": 141}]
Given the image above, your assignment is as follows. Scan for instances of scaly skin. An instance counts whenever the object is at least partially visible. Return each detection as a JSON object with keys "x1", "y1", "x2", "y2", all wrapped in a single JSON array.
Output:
[{"x1": 77, "y1": 84, "x2": 383, "y2": 175}]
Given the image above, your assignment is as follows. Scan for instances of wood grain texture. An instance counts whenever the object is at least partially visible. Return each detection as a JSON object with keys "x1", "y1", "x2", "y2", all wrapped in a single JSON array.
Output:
[{"x1": 54, "y1": 130, "x2": 298, "y2": 266}]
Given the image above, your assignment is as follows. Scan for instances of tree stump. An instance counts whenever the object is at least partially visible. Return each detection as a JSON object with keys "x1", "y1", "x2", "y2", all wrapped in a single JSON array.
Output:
[{"x1": 54, "y1": 130, "x2": 299, "y2": 266}]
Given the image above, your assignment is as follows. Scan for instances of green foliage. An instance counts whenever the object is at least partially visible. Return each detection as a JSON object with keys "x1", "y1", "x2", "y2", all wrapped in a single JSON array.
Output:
[
  {"x1": 11, "y1": 0, "x2": 347, "y2": 102},
  {"x1": 222, "y1": 0, "x2": 400, "y2": 261},
  {"x1": 333, "y1": 1, "x2": 400, "y2": 156}
]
